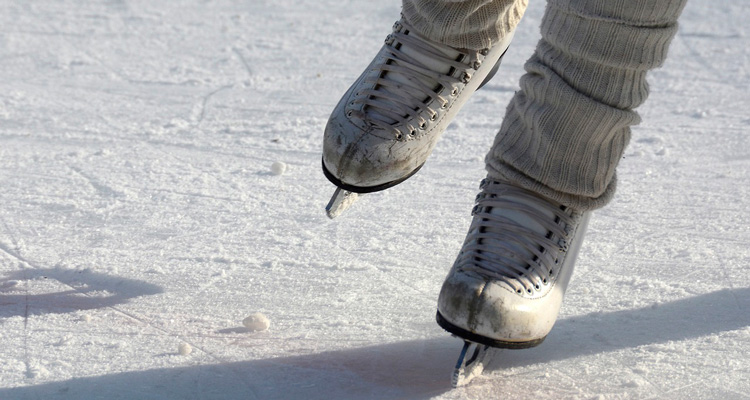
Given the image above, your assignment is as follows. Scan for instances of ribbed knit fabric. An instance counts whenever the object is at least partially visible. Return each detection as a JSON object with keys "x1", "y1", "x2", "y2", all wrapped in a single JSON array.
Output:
[
  {"x1": 485, "y1": 0, "x2": 687, "y2": 210},
  {"x1": 401, "y1": 0, "x2": 528, "y2": 50}
]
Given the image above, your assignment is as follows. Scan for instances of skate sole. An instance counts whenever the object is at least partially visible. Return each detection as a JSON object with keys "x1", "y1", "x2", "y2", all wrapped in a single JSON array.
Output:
[
  {"x1": 436, "y1": 311, "x2": 546, "y2": 350},
  {"x1": 322, "y1": 158, "x2": 424, "y2": 194}
]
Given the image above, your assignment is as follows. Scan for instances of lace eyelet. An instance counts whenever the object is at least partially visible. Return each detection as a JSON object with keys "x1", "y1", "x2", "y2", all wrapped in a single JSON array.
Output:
[
  {"x1": 346, "y1": 110, "x2": 353, "y2": 117},
  {"x1": 419, "y1": 122, "x2": 426, "y2": 130},
  {"x1": 451, "y1": 88, "x2": 458, "y2": 96}
]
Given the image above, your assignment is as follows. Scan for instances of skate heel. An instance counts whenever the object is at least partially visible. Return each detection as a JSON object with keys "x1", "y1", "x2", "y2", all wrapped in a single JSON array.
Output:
[
  {"x1": 477, "y1": 30, "x2": 514, "y2": 90},
  {"x1": 477, "y1": 47, "x2": 509, "y2": 90}
]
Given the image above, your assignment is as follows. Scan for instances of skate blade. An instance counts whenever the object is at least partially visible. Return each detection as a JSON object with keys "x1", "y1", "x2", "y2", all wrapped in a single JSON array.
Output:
[
  {"x1": 325, "y1": 187, "x2": 359, "y2": 219},
  {"x1": 452, "y1": 340, "x2": 492, "y2": 388}
]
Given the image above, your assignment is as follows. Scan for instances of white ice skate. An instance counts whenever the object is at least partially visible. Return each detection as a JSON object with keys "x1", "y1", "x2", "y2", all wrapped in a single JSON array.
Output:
[
  {"x1": 322, "y1": 19, "x2": 514, "y2": 218},
  {"x1": 437, "y1": 179, "x2": 590, "y2": 387}
]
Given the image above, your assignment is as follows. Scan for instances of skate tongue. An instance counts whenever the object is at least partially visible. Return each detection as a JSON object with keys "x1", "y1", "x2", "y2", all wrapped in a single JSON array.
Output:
[
  {"x1": 366, "y1": 27, "x2": 463, "y2": 126},
  {"x1": 390, "y1": 28, "x2": 461, "y2": 89},
  {"x1": 491, "y1": 195, "x2": 553, "y2": 236},
  {"x1": 485, "y1": 194, "x2": 557, "y2": 269}
]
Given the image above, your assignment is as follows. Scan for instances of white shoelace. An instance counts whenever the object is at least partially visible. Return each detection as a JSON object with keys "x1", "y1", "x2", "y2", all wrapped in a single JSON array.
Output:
[
  {"x1": 457, "y1": 180, "x2": 578, "y2": 295},
  {"x1": 349, "y1": 21, "x2": 483, "y2": 139}
]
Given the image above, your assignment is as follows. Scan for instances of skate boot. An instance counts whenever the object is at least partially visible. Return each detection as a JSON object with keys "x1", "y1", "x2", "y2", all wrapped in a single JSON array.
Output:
[
  {"x1": 322, "y1": 19, "x2": 514, "y2": 218},
  {"x1": 436, "y1": 179, "x2": 590, "y2": 386}
]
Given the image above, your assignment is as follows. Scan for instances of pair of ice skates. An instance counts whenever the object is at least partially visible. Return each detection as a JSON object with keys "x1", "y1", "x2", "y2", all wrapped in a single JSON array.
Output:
[{"x1": 322, "y1": 19, "x2": 590, "y2": 387}]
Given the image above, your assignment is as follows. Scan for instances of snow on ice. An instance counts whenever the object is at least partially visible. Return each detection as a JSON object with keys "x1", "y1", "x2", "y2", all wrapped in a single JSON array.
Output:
[
  {"x1": 271, "y1": 161, "x2": 288, "y2": 176},
  {"x1": 243, "y1": 313, "x2": 271, "y2": 332},
  {"x1": 178, "y1": 343, "x2": 193, "y2": 356}
]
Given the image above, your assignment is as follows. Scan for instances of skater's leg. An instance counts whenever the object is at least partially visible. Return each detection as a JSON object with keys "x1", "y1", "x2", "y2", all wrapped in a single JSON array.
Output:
[
  {"x1": 486, "y1": 0, "x2": 688, "y2": 210},
  {"x1": 438, "y1": 0, "x2": 687, "y2": 347},
  {"x1": 322, "y1": 0, "x2": 528, "y2": 197},
  {"x1": 402, "y1": 0, "x2": 527, "y2": 50}
]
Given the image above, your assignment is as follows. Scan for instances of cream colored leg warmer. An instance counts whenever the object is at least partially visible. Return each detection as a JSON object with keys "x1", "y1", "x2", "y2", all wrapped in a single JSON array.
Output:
[
  {"x1": 401, "y1": 0, "x2": 528, "y2": 50},
  {"x1": 485, "y1": 0, "x2": 687, "y2": 210}
]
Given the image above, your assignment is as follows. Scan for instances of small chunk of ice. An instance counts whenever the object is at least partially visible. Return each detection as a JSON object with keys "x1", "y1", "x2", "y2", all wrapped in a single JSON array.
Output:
[{"x1": 243, "y1": 313, "x2": 270, "y2": 332}]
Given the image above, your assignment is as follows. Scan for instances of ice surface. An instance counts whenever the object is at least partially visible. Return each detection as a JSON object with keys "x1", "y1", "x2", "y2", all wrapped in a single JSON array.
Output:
[{"x1": 0, "y1": 0, "x2": 748, "y2": 399}]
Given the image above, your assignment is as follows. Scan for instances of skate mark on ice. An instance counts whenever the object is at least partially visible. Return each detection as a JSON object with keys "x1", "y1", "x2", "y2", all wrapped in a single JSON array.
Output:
[
  {"x1": 192, "y1": 84, "x2": 233, "y2": 126},
  {"x1": 147, "y1": 187, "x2": 240, "y2": 203},
  {"x1": 378, "y1": 272, "x2": 436, "y2": 304},
  {"x1": 232, "y1": 47, "x2": 254, "y2": 78},
  {"x1": 68, "y1": 166, "x2": 127, "y2": 198}
]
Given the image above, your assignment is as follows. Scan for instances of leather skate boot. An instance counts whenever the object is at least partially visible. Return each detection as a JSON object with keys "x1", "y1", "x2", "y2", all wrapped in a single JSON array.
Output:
[
  {"x1": 437, "y1": 179, "x2": 591, "y2": 348},
  {"x1": 323, "y1": 19, "x2": 514, "y2": 193}
]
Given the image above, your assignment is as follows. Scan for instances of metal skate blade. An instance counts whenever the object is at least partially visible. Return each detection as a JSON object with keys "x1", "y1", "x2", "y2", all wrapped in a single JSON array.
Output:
[
  {"x1": 452, "y1": 340, "x2": 491, "y2": 388},
  {"x1": 325, "y1": 187, "x2": 359, "y2": 219}
]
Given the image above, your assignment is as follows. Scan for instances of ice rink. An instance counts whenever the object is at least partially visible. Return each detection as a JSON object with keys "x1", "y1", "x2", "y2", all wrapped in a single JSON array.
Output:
[{"x1": 1, "y1": 0, "x2": 749, "y2": 398}]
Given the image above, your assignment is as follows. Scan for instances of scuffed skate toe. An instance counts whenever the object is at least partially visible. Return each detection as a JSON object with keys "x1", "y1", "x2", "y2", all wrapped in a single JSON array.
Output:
[
  {"x1": 436, "y1": 270, "x2": 551, "y2": 349},
  {"x1": 322, "y1": 118, "x2": 425, "y2": 192}
]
